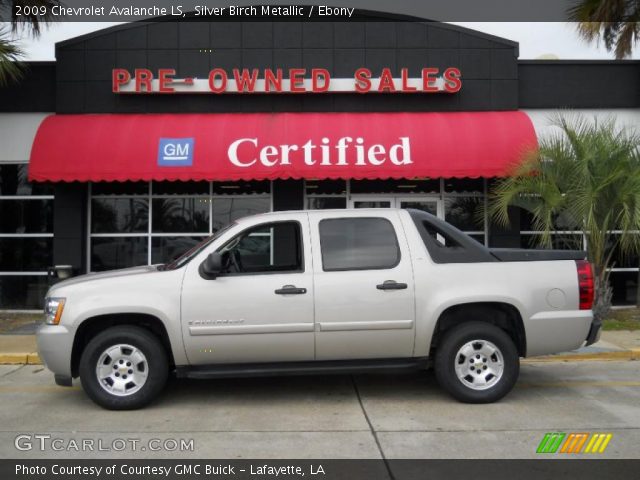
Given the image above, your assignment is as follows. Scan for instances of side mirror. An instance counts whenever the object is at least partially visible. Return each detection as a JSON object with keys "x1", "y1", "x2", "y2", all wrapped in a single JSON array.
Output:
[{"x1": 199, "y1": 252, "x2": 223, "y2": 279}]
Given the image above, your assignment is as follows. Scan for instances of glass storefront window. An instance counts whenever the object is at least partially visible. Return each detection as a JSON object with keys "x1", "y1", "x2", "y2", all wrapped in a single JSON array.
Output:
[
  {"x1": 91, "y1": 181, "x2": 148, "y2": 196},
  {"x1": 92, "y1": 198, "x2": 149, "y2": 233},
  {"x1": 351, "y1": 179, "x2": 439, "y2": 194},
  {"x1": 0, "y1": 276, "x2": 50, "y2": 310},
  {"x1": 0, "y1": 238, "x2": 53, "y2": 272},
  {"x1": 153, "y1": 181, "x2": 209, "y2": 195},
  {"x1": 211, "y1": 181, "x2": 270, "y2": 195},
  {"x1": 607, "y1": 234, "x2": 640, "y2": 269},
  {"x1": 91, "y1": 237, "x2": 148, "y2": 272},
  {"x1": 89, "y1": 181, "x2": 271, "y2": 270},
  {"x1": 151, "y1": 236, "x2": 206, "y2": 264},
  {"x1": 305, "y1": 180, "x2": 347, "y2": 195},
  {"x1": 444, "y1": 197, "x2": 484, "y2": 232},
  {"x1": 0, "y1": 199, "x2": 53, "y2": 233},
  {"x1": 307, "y1": 197, "x2": 347, "y2": 209},
  {"x1": 609, "y1": 271, "x2": 638, "y2": 306},
  {"x1": 0, "y1": 164, "x2": 53, "y2": 196},
  {"x1": 444, "y1": 178, "x2": 484, "y2": 194},
  {"x1": 152, "y1": 198, "x2": 209, "y2": 233},
  {"x1": 520, "y1": 209, "x2": 581, "y2": 232},
  {"x1": 520, "y1": 233, "x2": 584, "y2": 250},
  {"x1": 212, "y1": 197, "x2": 271, "y2": 232},
  {"x1": 0, "y1": 164, "x2": 54, "y2": 309}
]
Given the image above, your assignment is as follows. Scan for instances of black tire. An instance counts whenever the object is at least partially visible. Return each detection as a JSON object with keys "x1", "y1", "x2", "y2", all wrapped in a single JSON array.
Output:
[
  {"x1": 79, "y1": 325, "x2": 168, "y2": 410},
  {"x1": 434, "y1": 321, "x2": 519, "y2": 403}
]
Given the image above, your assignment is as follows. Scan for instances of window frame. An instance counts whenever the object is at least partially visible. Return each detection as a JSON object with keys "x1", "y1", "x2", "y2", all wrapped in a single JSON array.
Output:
[
  {"x1": 213, "y1": 220, "x2": 305, "y2": 276},
  {"x1": 318, "y1": 216, "x2": 401, "y2": 272},
  {"x1": 0, "y1": 163, "x2": 54, "y2": 310}
]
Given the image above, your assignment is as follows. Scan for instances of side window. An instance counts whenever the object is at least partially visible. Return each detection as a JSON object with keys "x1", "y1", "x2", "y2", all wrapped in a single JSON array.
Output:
[
  {"x1": 218, "y1": 222, "x2": 303, "y2": 274},
  {"x1": 319, "y1": 217, "x2": 400, "y2": 271}
]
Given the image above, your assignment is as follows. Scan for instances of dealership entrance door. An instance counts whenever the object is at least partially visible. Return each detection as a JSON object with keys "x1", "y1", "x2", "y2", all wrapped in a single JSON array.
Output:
[{"x1": 349, "y1": 196, "x2": 443, "y2": 218}]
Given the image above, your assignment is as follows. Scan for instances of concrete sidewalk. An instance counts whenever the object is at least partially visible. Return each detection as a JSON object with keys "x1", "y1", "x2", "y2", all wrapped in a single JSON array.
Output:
[{"x1": 0, "y1": 330, "x2": 639, "y2": 365}]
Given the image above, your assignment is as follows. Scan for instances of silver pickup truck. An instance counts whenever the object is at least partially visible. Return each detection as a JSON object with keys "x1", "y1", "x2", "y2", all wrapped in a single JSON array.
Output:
[{"x1": 37, "y1": 209, "x2": 597, "y2": 409}]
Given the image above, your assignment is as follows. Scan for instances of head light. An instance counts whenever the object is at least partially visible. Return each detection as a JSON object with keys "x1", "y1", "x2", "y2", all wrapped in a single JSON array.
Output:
[{"x1": 44, "y1": 297, "x2": 66, "y2": 325}]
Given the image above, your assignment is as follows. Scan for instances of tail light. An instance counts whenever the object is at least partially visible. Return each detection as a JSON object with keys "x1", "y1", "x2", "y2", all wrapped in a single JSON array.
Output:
[{"x1": 576, "y1": 260, "x2": 594, "y2": 310}]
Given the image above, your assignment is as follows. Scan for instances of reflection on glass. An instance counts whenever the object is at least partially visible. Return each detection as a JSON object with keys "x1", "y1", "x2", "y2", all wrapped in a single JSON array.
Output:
[
  {"x1": 520, "y1": 234, "x2": 583, "y2": 250},
  {"x1": 320, "y1": 218, "x2": 399, "y2": 270},
  {"x1": 0, "y1": 200, "x2": 53, "y2": 233},
  {"x1": 92, "y1": 198, "x2": 149, "y2": 233},
  {"x1": 91, "y1": 181, "x2": 148, "y2": 196},
  {"x1": 444, "y1": 197, "x2": 484, "y2": 231},
  {"x1": 0, "y1": 238, "x2": 53, "y2": 271},
  {"x1": 468, "y1": 234, "x2": 486, "y2": 246},
  {"x1": 151, "y1": 236, "x2": 205, "y2": 264},
  {"x1": 305, "y1": 180, "x2": 347, "y2": 195},
  {"x1": 444, "y1": 178, "x2": 484, "y2": 194},
  {"x1": 91, "y1": 237, "x2": 148, "y2": 271},
  {"x1": 353, "y1": 201, "x2": 392, "y2": 208},
  {"x1": 0, "y1": 276, "x2": 49, "y2": 309},
  {"x1": 152, "y1": 181, "x2": 209, "y2": 195},
  {"x1": 610, "y1": 272, "x2": 638, "y2": 306},
  {"x1": 212, "y1": 181, "x2": 270, "y2": 195},
  {"x1": 520, "y1": 208, "x2": 580, "y2": 232},
  {"x1": 351, "y1": 179, "x2": 439, "y2": 194},
  {"x1": 0, "y1": 164, "x2": 53, "y2": 196},
  {"x1": 152, "y1": 198, "x2": 209, "y2": 233},
  {"x1": 212, "y1": 197, "x2": 270, "y2": 232},
  {"x1": 399, "y1": 201, "x2": 437, "y2": 216},
  {"x1": 307, "y1": 197, "x2": 347, "y2": 209}
]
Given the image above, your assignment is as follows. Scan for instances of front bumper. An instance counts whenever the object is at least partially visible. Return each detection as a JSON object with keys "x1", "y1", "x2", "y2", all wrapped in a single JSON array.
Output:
[{"x1": 36, "y1": 323, "x2": 74, "y2": 378}]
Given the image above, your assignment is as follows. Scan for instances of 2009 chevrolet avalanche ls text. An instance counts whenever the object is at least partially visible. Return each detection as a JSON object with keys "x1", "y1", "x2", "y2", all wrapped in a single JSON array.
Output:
[{"x1": 37, "y1": 209, "x2": 597, "y2": 409}]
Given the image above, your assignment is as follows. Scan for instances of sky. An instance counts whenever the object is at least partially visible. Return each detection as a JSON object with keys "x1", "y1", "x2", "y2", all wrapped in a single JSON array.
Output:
[{"x1": 6, "y1": 21, "x2": 639, "y2": 60}]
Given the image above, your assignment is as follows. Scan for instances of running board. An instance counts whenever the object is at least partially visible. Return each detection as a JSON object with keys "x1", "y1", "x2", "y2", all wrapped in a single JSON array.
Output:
[{"x1": 175, "y1": 357, "x2": 429, "y2": 380}]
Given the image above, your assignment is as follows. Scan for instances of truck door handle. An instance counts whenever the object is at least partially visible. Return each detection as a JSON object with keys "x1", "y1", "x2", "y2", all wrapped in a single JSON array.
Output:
[
  {"x1": 376, "y1": 281, "x2": 408, "y2": 290},
  {"x1": 275, "y1": 285, "x2": 307, "y2": 295}
]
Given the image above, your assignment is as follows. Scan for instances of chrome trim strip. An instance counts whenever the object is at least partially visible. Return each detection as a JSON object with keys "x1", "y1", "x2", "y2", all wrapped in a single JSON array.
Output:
[
  {"x1": 189, "y1": 323, "x2": 314, "y2": 336},
  {"x1": 318, "y1": 320, "x2": 414, "y2": 332}
]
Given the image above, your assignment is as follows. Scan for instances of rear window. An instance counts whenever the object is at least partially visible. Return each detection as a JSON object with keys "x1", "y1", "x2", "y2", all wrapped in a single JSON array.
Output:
[{"x1": 319, "y1": 217, "x2": 400, "y2": 271}]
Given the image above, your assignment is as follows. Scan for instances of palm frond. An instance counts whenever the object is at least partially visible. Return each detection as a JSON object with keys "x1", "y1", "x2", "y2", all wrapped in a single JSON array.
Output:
[
  {"x1": 0, "y1": 34, "x2": 24, "y2": 86},
  {"x1": 489, "y1": 113, "x2": 640, "y2": 314},
  {"x1": 5, "y1": 0, "x2": 61, "y2": 37}
]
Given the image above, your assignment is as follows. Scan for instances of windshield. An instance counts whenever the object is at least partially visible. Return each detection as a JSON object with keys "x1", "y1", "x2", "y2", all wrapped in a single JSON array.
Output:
[{"x1": 161, "y1": 222, "x2": 237, "y2": 270}]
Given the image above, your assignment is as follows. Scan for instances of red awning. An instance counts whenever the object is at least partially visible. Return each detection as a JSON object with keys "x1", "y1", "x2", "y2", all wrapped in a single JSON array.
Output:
[{"x1": 28, "y1": 111, "x2": 537, "y2": 182}]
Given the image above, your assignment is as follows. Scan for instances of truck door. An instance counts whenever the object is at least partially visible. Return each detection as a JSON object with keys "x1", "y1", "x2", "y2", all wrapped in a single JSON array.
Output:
[
  {"x1": 180, "y1": 214, "x2": 315, "y2": 365},
  {"x1": 309, "y1": 210, "x2": 417, "y2": 360}
]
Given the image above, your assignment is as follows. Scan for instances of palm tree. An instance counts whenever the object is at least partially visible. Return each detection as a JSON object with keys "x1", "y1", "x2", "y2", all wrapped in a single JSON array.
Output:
[
  {"x1": 0, "y1": 0, "x2": 59, "y2": 85},
  {"x1": 568, "y1": 0, "x2": 640, "y2": 59},
  {"x1": 489, "y1": 114, "x2": 640, "y2": 321}
]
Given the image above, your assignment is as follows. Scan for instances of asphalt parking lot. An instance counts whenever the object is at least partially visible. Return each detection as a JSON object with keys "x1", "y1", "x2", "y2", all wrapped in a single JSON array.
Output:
[{"x1": 0, "y1": 360, "x2": 639, "y2": 459}]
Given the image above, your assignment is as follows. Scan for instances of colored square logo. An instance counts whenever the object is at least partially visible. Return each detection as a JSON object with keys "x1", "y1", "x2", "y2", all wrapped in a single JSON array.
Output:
[{"x1": 158, "y1": 138, "x2": 194, "y2": 166}]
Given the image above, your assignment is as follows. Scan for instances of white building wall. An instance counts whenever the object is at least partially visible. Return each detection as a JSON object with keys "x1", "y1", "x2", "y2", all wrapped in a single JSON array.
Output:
[
  {"x1": 524, "y1": 109, "x2": 640, "y2": 139},
  {"x1": 0, "y1": 113, "x2": 51, "y2": 163}
]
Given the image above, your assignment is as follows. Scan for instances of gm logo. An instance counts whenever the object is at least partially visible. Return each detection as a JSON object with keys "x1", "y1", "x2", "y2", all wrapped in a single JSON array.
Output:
[{"x1": 158, "y1": 138, "x2": 194, "y2": 166}]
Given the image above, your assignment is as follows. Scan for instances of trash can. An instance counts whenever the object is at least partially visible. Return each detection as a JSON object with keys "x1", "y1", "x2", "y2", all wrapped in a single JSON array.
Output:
[{"x1": 47, "y1": 265, "x2": 75, "y2": 286}]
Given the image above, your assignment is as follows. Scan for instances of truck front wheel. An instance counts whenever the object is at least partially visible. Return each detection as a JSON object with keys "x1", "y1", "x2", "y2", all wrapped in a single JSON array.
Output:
[
  {"x1": 434, "y1": 322, "x2": 519, "y2": 403},
  {"x1": 79, "y1": 326, "x2": 168, "y2": 410}
]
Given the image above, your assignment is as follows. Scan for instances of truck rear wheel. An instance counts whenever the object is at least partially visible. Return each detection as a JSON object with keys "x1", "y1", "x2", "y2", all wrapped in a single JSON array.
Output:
[
  {"x1": 79, "y1": 326, "x2": 168, "y2": 410},
  {"x1": 434, "y1": 321, "x2": 519, "y2": 403}
]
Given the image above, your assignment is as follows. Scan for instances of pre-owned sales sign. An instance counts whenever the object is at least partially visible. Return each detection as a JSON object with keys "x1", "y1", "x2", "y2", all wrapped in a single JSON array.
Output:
[{"x1": 112, "y1": 67, "x2": 462, "y2": 94}]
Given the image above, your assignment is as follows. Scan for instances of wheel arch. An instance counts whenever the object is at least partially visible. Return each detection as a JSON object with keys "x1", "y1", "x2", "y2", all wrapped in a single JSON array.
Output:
[
  {"x1": 429, "y1": 302, "x2": 527, "y2": 357},
  {"x1": 71, "y1": 313, "x2": 175, "y2": 378}
]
